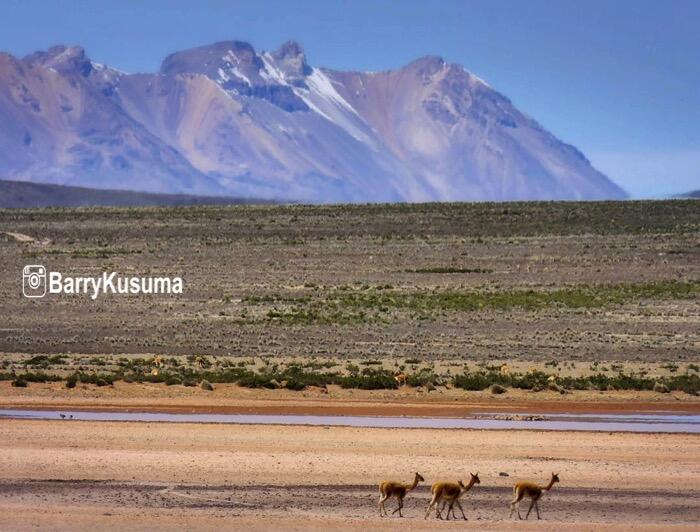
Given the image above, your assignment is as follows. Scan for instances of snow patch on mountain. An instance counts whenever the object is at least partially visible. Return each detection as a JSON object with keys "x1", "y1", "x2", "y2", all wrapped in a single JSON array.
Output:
[
  {"x1": 260, "y1": 53, "x2": 288, "y2": 85},
  {"x1": 292, "y1": 68, "x2": 374, "y2": 144}
]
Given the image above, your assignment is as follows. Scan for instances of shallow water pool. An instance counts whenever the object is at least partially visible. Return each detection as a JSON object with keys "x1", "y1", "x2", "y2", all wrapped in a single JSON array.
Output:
[{"x1": 1, "y1": 408, "x2": 698, "y2": 433}]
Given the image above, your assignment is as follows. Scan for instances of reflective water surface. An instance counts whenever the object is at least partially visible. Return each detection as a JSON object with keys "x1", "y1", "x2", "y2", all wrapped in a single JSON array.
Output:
[{"x1": 1, "y1": 408, "x2": 698, "y2": 433}]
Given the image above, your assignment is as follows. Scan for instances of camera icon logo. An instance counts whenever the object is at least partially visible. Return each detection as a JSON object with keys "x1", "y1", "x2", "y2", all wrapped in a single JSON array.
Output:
[{"x1": 23, "y1": 265, "x2": 47, "y2": 298}]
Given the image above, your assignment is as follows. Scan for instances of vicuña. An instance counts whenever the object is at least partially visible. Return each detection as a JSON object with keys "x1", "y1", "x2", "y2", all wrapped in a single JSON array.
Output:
[{"x1": 509, "y1": 472, "x2": 560, "y2": 520}]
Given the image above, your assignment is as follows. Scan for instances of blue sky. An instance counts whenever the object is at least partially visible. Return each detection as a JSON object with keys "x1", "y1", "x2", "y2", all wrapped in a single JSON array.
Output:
[{"x1": 1, "y1": 0, "x2": 698, "y2": 197}]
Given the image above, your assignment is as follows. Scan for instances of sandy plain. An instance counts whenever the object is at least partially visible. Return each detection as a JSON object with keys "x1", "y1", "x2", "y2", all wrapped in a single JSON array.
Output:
[{"x1": 1, "y1": 417, "x2": 699, "y2": 531}]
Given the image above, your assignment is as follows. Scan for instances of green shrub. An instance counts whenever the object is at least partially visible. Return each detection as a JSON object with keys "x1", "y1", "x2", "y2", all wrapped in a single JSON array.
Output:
[
  {"x1": 510, "y1": 371, "x2": 550, "y2": 390},
  {"x1": 653, "y1": 382, "x2": 670, "y2": 393},
  {"x1": 235, "y1": 371, "x2": 278, "y2": 389},
  {"x1": 77, "y1": 372, "x2": 116, "y2": 386},
  {"x1": 339, "y1": 369, "x2": 397, "y2": 390},
  {"x1": 17, "y1": 371, "x2": 60, "y2": 383},
  {"x1": 406, "y1": 369, "x2": 443, "y2": 388},
  {"x1": 66, "y1": 374, "x2": 78, "y2": 389},
  {"x1": 452, "y1": 372, "x2": 494, "y2": 391},
  {"x1": 406, "y1": 267, "x2": 492, "y2": 274},
  {"x1": 281, "y1": 366, "x2": 338, "y2": 389},
  {"x1": 283, "y1": 379, "x2": 306, "y2": 391},
  {"x1": 490, "y1": 383, "x2": 507, "y2": 394},
  {"x1": 666, "y1": 374, "x2": 700, "y2": 394}
]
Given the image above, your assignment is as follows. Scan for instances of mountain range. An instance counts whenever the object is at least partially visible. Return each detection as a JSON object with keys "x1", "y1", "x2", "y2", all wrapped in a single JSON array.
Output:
[{"x1": 0, "y1": 41, "x2": 626, "y2": 203}]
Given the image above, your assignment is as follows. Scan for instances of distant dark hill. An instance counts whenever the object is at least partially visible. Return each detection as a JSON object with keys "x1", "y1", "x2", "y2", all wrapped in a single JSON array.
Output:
[
  {"x1": 0, "y1": 179, "x2": 272, "y2": 208},
  {"x1": 681, "y1": 190, "x2": 700, "y2": 198}
]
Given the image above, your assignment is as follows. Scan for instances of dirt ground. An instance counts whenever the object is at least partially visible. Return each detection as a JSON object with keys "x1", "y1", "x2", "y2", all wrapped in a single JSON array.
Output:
[
  {"x1": 1, "y1": 202, "x2": 698, "y2": 361},
  {"x1": 0, "y1": 419, "x2": 698, "y2": 530},
  {"x1": 1, "y1": 380, "x2": 699, "y2": 415}
]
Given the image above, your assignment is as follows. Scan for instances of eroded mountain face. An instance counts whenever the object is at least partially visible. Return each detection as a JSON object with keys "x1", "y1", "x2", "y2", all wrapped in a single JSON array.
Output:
[{"x1": 0, "y1": 41, "x2": 626, "y2": 202}]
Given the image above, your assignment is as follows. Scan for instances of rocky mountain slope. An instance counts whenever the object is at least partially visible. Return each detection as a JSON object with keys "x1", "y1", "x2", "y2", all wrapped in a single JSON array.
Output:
[{"x1": 0, "y1": 41, "x2": 626, "y2": 202}]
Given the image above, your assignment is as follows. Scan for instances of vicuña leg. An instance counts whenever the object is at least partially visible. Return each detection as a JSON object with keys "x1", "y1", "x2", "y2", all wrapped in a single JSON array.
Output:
[
  {"x1": 509, "y1": 496, "x2": 523, "y2": 519},
  {"x1": 424, "y1": 495, "x2": 438, "y2": 519},
  {"x1": 456, "y1": 499, "x2": 468, "y2": 520},
  {"x1": 535, "y1": 500, "x2": 541, "y2": 520},
  {"x1": 509, "y1": 489, "x2": 521, "y2": 519},
  {"x1": 379, "y1": 494, "x2": 387, "y2": 517},
  {"x1": 436, "y1": 499, "x2": 447, "y2": 519},
  {"x1": 391, "y1": 497, "x2": 404, "y2": 517},
  {"x1": 525, "y1": 498, "x2": 536, "y2": 520}
]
